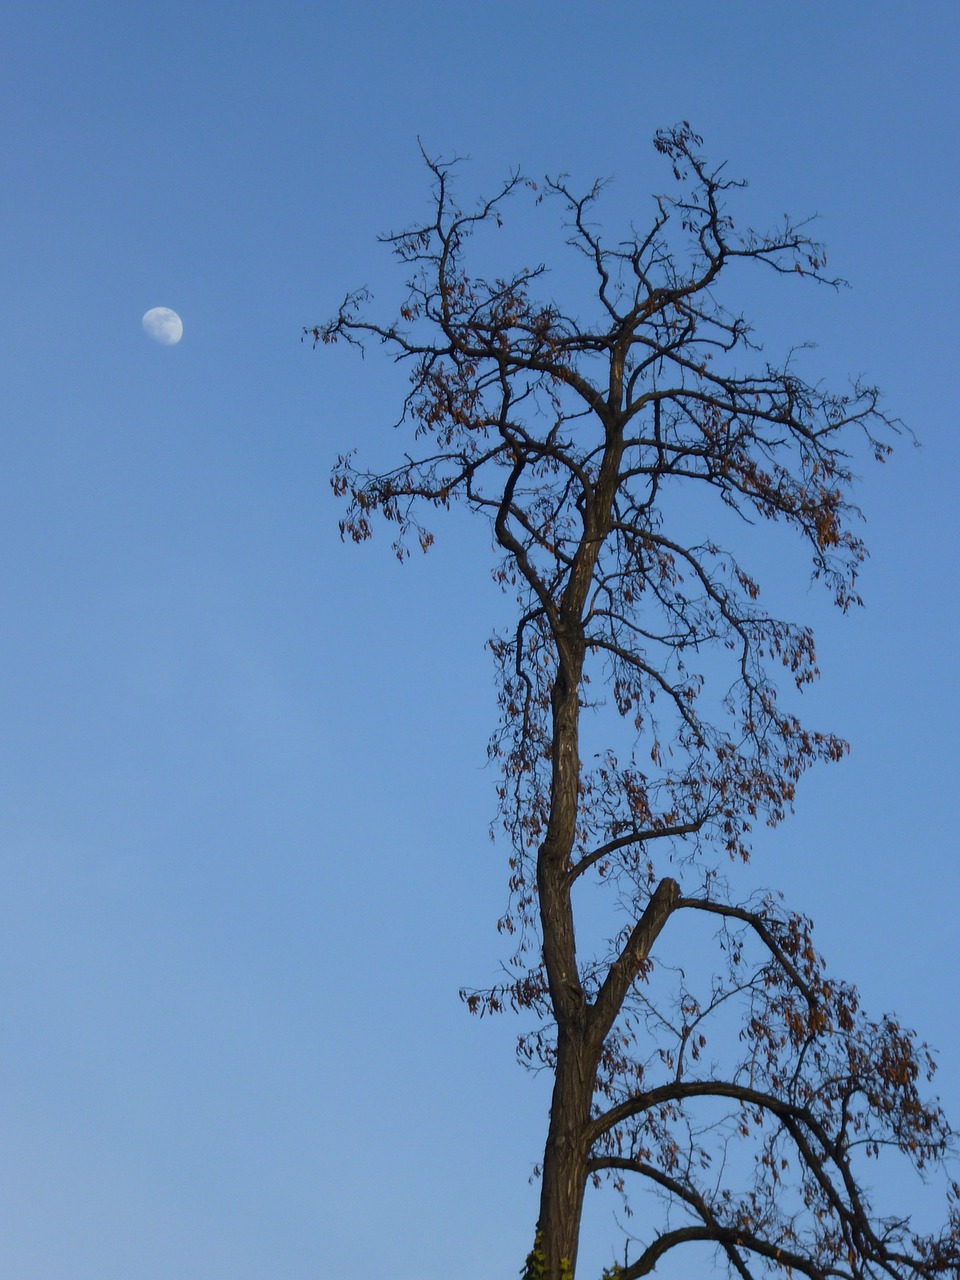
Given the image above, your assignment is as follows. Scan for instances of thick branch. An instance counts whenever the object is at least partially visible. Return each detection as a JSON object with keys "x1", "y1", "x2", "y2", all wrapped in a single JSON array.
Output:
[{"x1": 589, "y1": 877, "x2": 680, "y2": 1043}]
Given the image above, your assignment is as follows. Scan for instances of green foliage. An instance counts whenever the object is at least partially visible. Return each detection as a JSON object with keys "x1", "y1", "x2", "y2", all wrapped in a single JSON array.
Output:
[
  {"x1": 520, "y1": 1233, "x2": 572, "y2": 1280},
  {"x1": 519, "y1": 1236, "x2": 546, "y2": 1280}
]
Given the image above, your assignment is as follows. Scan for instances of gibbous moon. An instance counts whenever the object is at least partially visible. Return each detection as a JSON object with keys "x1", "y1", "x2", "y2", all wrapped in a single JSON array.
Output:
[{"x1": 142, "y1": 306, "x2": 183, "y2": 345}]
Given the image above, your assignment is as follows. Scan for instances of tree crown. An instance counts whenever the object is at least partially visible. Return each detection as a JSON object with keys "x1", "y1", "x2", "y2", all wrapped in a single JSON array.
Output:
[{"x1": 311, "y1": 125, "x2": 957, "y2": 1280}]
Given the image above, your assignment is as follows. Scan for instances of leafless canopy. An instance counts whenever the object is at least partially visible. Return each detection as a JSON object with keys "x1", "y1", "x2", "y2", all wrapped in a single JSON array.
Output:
[{"x1": 309, "y1": 125, "x2": 958, "y2": 1280}]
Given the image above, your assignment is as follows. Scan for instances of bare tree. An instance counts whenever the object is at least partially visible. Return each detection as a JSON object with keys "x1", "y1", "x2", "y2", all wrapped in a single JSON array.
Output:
[{"x1": 308, "y1": 124, "x2": 959, "y2": 1280}]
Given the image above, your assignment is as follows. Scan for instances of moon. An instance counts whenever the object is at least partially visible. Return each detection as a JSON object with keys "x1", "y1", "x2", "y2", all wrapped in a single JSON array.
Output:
[{"x1": 142, "y1": 306, "x2": 183, "y2": 345}]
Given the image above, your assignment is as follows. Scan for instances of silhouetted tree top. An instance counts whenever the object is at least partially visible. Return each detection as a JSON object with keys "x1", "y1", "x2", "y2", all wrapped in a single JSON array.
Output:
[{"x1": 310, "y1": 124, "x2": 958, "y2": 1280}]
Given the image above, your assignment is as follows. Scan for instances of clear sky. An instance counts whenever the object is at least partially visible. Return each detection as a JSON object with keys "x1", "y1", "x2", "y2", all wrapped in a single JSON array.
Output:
[{"x1": 1, "y1": 4, "x2": 958, "y2": 1277}]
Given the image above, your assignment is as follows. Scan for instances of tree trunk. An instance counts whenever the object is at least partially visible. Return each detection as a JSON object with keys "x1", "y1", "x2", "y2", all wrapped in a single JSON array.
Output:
[{"x1": 536, "y1": 1025, "x2": 595, "y2": 1278}]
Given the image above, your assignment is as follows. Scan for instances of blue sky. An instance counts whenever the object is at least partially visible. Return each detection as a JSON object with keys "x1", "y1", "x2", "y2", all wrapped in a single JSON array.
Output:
[{"x1": 1, "y1": 3, "x2": 958, "y2": 1277}]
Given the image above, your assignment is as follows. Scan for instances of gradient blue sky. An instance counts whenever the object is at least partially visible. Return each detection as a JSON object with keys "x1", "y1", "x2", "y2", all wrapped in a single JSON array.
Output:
[{"x1": 1, "y1": 4, "x2": 958, "y2": 1277}]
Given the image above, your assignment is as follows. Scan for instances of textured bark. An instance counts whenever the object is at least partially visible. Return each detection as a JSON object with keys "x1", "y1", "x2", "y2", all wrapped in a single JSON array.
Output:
[
  {"x1": 537, "y1": 1028, "x2": 594, "y2": 1277},
  {"x1": 536, "y1": 644, "x2": 591, "y2": 1276}
]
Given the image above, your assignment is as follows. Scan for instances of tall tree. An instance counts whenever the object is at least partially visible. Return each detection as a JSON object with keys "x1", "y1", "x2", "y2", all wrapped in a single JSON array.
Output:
[{"x1": 309, "y1": 125, "x2": 959, "y2": 1280}]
